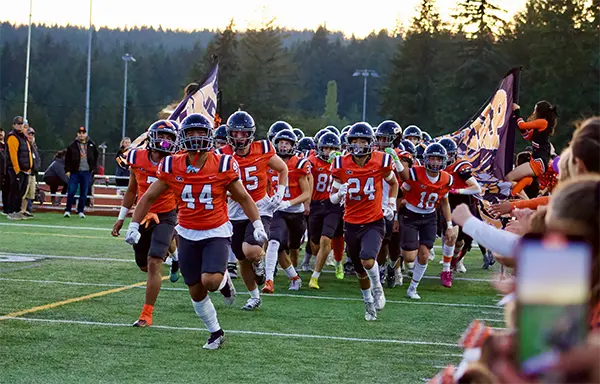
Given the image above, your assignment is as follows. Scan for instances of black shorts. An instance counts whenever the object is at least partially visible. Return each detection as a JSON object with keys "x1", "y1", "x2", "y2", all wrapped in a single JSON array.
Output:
[
  {"x1": 344, "y1": 219, "x2": 385, "y2": 274},
  {"x1": 269, "y1": 211, "x2": 306, "y2": 252},
  {"x1": 382, "y1": 217, "x2": 394, "y2": 245},
  {"x1": 178, "y1": 236, "x2": 230, "y2": 286},
  {"x1": 309, "y1": 200, "x2": 343, "y2": 244},
  {"x1": 400, "y1": 207, "x2": 437, "y2": 251},
  {"x1": 389, "y1": 231, "x2": 402, "y2": 261},
  {"x1": 231, "y1": 216, "x2": 272, "y2": 261},
  {"x1": 133, "y1": 209, "x2": 177, "y2": 268}
]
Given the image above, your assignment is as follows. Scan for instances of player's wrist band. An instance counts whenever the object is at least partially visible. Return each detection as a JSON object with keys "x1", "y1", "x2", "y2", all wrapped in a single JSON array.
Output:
[
  {"x1": 393, "y1": 159, "x2": 404, "y2": 173},
  {"x1": 332, "y1": 180, "x2": 343, "y2": 189},
  {"x1": 446, "y1": 221, "x2": 453, "y2": 229},
  {"x1": 252, "y1": 220, "x2": 265, "y2": 231},
  {"x1": 128, "y1": 222, "x2": 140, "y2": 231},
  {"x1": 276, "y1": 185, "x2": 286, "y2": 199},
  {"x1": 118, "y1": 207, "x2": 129, "y2": 221}
]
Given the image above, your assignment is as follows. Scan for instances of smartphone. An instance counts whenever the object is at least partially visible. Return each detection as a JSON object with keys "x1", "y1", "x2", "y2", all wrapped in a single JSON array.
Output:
[{"x1": 516, "y1": 233, "x2": 591, "y2": 376}]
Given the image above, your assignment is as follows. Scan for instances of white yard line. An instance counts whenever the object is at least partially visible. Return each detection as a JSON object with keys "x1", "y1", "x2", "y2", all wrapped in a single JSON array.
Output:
[
  {"x1": 0, "y1": 277, "x2": 501, "y2": 309},
  {"x1": 477, "y1": 318, "x2": 506, "y2": 323},
  {"x1": 0, "y1": 223, "x2": 109, "y2": 231},
  {"x1": 4, "y1": 316, "x2": 460, "y2": 347}
]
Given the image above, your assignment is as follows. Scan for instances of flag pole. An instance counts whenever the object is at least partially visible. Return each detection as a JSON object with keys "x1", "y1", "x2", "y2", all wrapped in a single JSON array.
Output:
[{"x1": 23, "y1": 0, "x2": 33, "y2": 120}]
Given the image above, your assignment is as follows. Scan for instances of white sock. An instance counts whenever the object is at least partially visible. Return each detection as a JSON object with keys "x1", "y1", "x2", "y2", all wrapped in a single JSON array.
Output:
[
  {"x1": 249, "y1": 288, "x2": 260, "y2": 299},
  {"x1": 171, "y1": 249, "x2": 179, "y2": 262},
  {"x1": 365, "y1": 261, "x2": 382, "y2": 288},
  {"x1": 361, "y1": 288, "x2": 374, "y2": 302},
  {"x1": 217, "y1": 271, "x2": 229, "y2": 291},
  {"x1": 409, "y1": 261, "x2": 428, "y2": 290},
  {"x1": 442, "y1": 244, "x2": 455, "y2": 272},
  {"x1": 265, "y1": 240, "x2": 280, "y2": 281},
  {"x1": 284, "y1": 265, "x2": 298, "y2": 279},
  {"x1": 442, "y1": 262, "x2": 451, "y2": 272},
  {"x1": 311, "y1": 271, "x2": 321, "y2": 279},
  {"x1": 192, "y1": 296, "x2": 220, "y2": 333},
  {"x1": 228, "y1": 248, "x2": 237, "y2": 263},
  {"x1": 302, "y1": 252, "x2": 311, "y2": 264}
]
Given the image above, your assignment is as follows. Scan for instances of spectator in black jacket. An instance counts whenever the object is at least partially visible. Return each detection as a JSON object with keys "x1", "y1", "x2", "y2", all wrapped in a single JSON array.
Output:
[
  {"x1": 0, "y1": 128, "x2": 7, "y2": 215},
  {"x1": 44, "y1": 150, "x2": 69, "y2": 206},
  {"x1": 6, "y1": 116, "x2": 32, "y2": 220},
  {"x1": 64, "y1": 126, "x2": 98, "y2": 218}
]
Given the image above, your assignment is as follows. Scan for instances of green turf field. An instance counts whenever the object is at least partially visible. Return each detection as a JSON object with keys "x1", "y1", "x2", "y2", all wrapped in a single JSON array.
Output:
[{"x1": 0, "y1": 213, "x2": 504, "y2": 384}]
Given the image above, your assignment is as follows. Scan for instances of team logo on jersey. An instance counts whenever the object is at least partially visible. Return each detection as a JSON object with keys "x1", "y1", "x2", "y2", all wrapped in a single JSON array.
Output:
[
  {"x1": 175, "y1": 176, "x2": 184, "y2": 182},
  {"x1": 139, "y1": 168, "x2": 146, "y2": 172},
  {"x1": 420, "y1": 184, "x2": 426, "y2": 189},
  {"x1": 346, "y1": 170, "x2": 353, "y2": 175}
]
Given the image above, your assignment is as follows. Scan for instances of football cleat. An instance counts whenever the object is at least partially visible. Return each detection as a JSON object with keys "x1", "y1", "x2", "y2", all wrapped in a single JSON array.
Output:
[
  {"x1": 394, "y1": 270, "x2": 404, "y2": 287},
  {"x1": 406, "y1": 287, "x2": 421, "y2": 300},
  {"x1": 133, "y1": 319, "x2": 151, "y2": 327},
  {"x1": 63, "y1": 212, "x2": 71, "y2": 218},
  {"x1": 440, "y1": 271, "x2": 453, "y2": 288},
  {"x1": 379, "y1": 265, "x2": 386, "y2": 286},
  {"x1": 482, "y1": 250, "x2": 496, "y2": 269},
  {"x1": 364, "y1": 300, "x2": 377, "y2": 321},
  {"x1": 222, "y1": 275, "x2": 236, "y2": 306},
  {"x1": 335, "y1": 263, "x2": 344, "y2": 280},
  {"x1": 203, "y1": 330, "x2": 225, "y2": 350},
  {"x1": 455, "y1": 259, "x2": 467, "y2": 273},
  {"x1": 372, "y1": 286, "x2": 386, "y2": 311},
  {"x1": 241, "y1": 297, "x2": 261, "y2": 311},
  {"x1": 386, "y1": 265, "x2": 396, "y2": 288},
  {"x1": 227, "y1": 262, "x2": 238, "y2": 279},
  {"x1": 288, "y1": 277, "x2": 302, "y2": 291},
  {"x1": 308, "y1": 277, "x2": 320, "y2": 289},
  {"x1": 428, "y1": 248, "x2": 435, "y2": 261},
  {"x1": 169, "y1": 260, "x2": 180, "y2": 283},
  {"x1": 300, "y1": 262, "x2": 311, "y2": 272},
  {"x1": 262, "y1": 280, "x2": 275, "y2": 294},
  {"x1": 78, "y1": 212, "x2": 86, "y2": 218},
  {"x1": 325, "y1": 251, "x2": 336, "y2": 267},
  {"x1": 343, "y1": 261, "x2": 355, "y2": 276},
  {"x1": 253, "y1": 258, "x2": 266, "y2": 286}
]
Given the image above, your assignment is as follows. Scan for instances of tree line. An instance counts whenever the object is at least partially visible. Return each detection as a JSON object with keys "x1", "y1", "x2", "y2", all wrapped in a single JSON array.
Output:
[{"x1": 0, "y1": 0, "x2": 598, "y2": 172}]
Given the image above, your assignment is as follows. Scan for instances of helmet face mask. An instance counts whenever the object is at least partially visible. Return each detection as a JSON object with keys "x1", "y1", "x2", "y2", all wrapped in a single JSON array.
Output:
[
  {"x1": 438, "y1": 138, "x2": 458, "y2": 166},
  {"x1": 375, "y1": 133, "x2": 394, "y2": 149},
  {"x1": 403, "y1": 125, "x2": 423, "y2": 145},
  {"x1": 317, "y1": 132, "x2": 341, "y2": 161},
  {"x1": 148, "y1": 120, "x2": 179, "y2": 154},
  {"x1": 179, "y1": 114, "x2": 214, "y2": 152},
  {"x1": 423, "y1": 143, "x2": 448, "y2": 173},
  {"x1": 226, "y1": 111, "x2": 256, "y2": 150},
  {"x1": 347, "y1": 122, "x2": 375, "y2": 157},
  {"x1": 375, "y1": 120, "x2": 400, "y2": 149},
  {"x1": 273, "y1": 130, "x2": 297, "y2": 157}
]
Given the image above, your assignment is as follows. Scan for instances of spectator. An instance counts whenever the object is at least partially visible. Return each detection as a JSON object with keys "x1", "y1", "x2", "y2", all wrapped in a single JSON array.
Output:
[
  {"x1": 115, "y1": 137, "x2": 131, "y2": 187},
  {"x1": 64, "y1": 126, "x2": 98, "y2": 218},
  {"x1": 6, "y1": 116, "x2": 32, "y2": 220},
  {"x1": 19, "y1": 126, "x2": 40, "y2": 217},
  {"x1": 0, "y1": 128, "x2": 7, "y2": 215},
  {"x1": 43, "y1": 150, "x2": 69, "y2": 206}
]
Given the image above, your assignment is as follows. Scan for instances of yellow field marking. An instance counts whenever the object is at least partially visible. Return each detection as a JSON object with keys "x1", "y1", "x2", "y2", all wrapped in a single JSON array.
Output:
[
  {"x1": 1, "y1": 231, "x2": 117, "y2": 240},
  {"x1": 0, "y1": 276, "x2": 168, "y2": 321}
]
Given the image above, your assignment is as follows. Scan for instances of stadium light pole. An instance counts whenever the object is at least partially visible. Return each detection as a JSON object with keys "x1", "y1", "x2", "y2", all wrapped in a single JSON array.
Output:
[
  {"x1": 352, "y1": 69, "x2": 379, "y2": 122},
  {"x1": 121, "y1": 53, "x2": 135, "y2": 140},
  {"x1": 23, "y1": 0, "x2": 33, "y2": 120},
  {"x1": 84, "y1": 0, "x2": 93, "y2": 132}
]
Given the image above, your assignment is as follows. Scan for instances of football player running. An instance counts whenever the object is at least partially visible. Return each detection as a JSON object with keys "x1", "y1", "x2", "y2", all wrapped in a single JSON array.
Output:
[
  {"x1": 399, "y1": 142, "x2": 456, "y2": 299},
  {"x1": 330, "y1": 123, "x2": 399, "y2": 321},
  {"x1": 217, "y1": 112, "x2": 288, "y2": 311},
  {"x1": 125, "y1": 113, "x2": 267, "y2": 350},
  {"x1": 403, "y1": 125, "x2": 423, "y2": 147},
  {"x1": 263, "y1": 130, "x2": 311, "y2": 293},
  {"x1": 112, "y1": 120, "x2": 179, "y2": 328}
]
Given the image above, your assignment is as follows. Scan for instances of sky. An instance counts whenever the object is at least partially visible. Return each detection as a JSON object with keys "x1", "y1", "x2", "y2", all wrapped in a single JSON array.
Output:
[{"x1": 2, "y1": 0, "x2": 528, "y2": 38}]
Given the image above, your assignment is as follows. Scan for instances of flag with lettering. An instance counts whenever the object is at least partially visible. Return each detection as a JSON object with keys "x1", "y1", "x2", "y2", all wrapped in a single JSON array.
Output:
[{"x1": 169, "y1": 64, "x2": 219, "y2": 124}]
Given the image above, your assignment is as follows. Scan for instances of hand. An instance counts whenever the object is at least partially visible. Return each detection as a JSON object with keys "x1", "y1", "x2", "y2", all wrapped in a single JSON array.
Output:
[
  {"x1": 337, "y1": 183, "x2": 348, "y2": 198},
  {"x1": 445, "y1": 226, "x2": 458, "y2": 244},
  {"x1": 383, "y1": 205, "x2": 395, "y2": 221},
  {"x1": 489, "y1": 201, "x2": 512, "y2": 216},
  {"x1": 125, "y1": 223, "x2": 141, "y2": 245},
  {"x1": 111, "y1": 220, "x2": 124, "y2": 237},
  {"x1": 392, "y1": 220, "x2": 399, "y2": 233},
  {"x1": 303, "y1": 206, "x2": 310, "y2": 216},
  {"x1": 140, "y1": 212, "x2": 160, "y2": 228},
  {"x1": 327, "y1": 151, "x2": 342, "y2": 163},
  {"x1": 505, "y1": 219, "x2": 526, "y2": 235},
  {"x1": 253, "y1": 227, "x2": 268, "y2": 245},
  {"x1": 384, "y1": 147, "x2": 399, "y2": 161},
  {"x1": 277, "y1": 200, "x2": 291, "y2": 211},
  {"x1": 451, "y1": 203, "x2": 473, "y2": 227},
  {"x1": 512, "y1": 103, "x2": 520, "y2": 111}
]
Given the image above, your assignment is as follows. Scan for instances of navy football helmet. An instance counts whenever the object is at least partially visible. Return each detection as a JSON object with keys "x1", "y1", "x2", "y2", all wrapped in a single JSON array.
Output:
[
  {"x1": 400, "y1": 139, "x2": 416, "y2": 156},
  {"x1": 179, "y1": 114, "x2": 214, "y2": 152},
  {"x1": 423, "y1": 142, "x2": 448, "y2": 173},
  {"x1": 213, "y1": 125, "x2": 228, "y2": 147},
  {"x1": 273, "y1": 129, "x2": 297, "y2": 157},
  {"x1": 317, "y1": 132, "x2": 341, "y2": 161},
  {"x1": 375, "y1": 120, "x2": 400, "y2": 149},
  {"x1": 325, "y1": 126, "x2": 340, "y2": 136},
  {"x1": 147, "y1": 119, "x2": 178, "y2": 153},
  {"x1": 422, "y1": 131, "x2": 433, "y2": 143},
  {"x1": 346, "y1": 122, "x2": 374, "y2": 157},
  {"x1": 268, "y1": 121, "x2": 293, "y2": 142},
  {"x1": 438, "y1": 137, "x2": 458, "y2": 165},
  {"x1": 297, "y1": 137, "x2": 316, "y2": 154},
  {"x1": 226, "y1": 111, "x2": 256, "y2": 150},
  {"x1": 403, "y1": 125, "x2": 423, "y2": 142},
  {"x1": 293, "y1": 128, "x2": 305, "y2": 140}
]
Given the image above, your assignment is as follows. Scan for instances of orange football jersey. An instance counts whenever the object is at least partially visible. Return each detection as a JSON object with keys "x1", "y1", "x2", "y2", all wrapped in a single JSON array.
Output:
[
  {"x1": 217, "y1": 140, "x2": 275, "y2": 202},
  {"x1": 127, "y1": 149, "x2": 176, "y2": 214},
  {"x1": 266, "y1": 167, "x2": 278, "y2": 197},
  {"x1": 403, "y1": 166, "x2": 453, "y2": 214},
  {"x1": 308, "y1": 153, "x2": 333, "y2": 201},
  {"x1": 331, "y1": 151, "x2": 393, "y2": 225},
  {"x1": 283, "y1": 155, "x2": 311, "y2": 202},
  {"x1": 156, "y1": 152, "x2": 240, "y2": 230},
  {"x1": 445, "y1": 159, "x2": 473, "y2": 190}
]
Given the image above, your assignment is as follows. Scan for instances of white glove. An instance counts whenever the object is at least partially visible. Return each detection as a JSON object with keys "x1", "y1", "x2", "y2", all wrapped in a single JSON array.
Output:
[
  {"x1": 277, "y1": 200, "x2": 291, "y2": 211},
  {"x1": 271, "y1": 185, "x2": 285, "y2": 206},
  {"x1": 252, "y1": 220, "x2": 268, "y2": 244},
  {"x1": 383, "y1": 205, "x2": 395, "y2": 221},
  {"x1": 125, "y1": 222, "x2": 141, "y2": 245},
  {"x1": 337, "y1": 183, "x2": 348, "y2": 198}
]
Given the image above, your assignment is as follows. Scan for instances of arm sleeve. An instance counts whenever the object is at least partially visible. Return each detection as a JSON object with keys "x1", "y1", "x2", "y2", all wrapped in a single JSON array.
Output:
[
  {"x1": 510, "y1": 196, "x2": 550, "y2": 210},
  {"x1": 462, "y1": 217, "x2": 519, "y2": 258},
  {"x1": 517, "y1": 118, "x2": 548, "y2": 132},
  {"x1": 6, "y1": 136, "x2": 20, "y2": 173}
]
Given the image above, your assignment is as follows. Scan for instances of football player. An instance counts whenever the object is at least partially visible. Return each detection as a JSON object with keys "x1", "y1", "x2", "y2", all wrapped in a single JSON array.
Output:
[
  {"x1": 308, "y1": 132, "x2": 345, "y2": 287},
  {"x1": 403, "y1": 125, "x2": 423, "y2": 146},
  {"x1": 268, "y1": 121, "x2": 293, "y2": 142},
  {"x1": 399, "y1": 142, "x2": 457, "y2": 299},
  {"x1": 112, "y1": 120, "x2": 179, "y2": 328},
  {"x1": 438, "y1": 138, "x2": 481, "y2": 279},
  {"x1": 217, "y1": 111, "x2": 288, "y2": 311},
  {"x1": 263, "y1": 130, "x2": 311, "y2": 293},
  {"x1": 125, "y1": 113, "x2": 268, "y2": 350},
  {"x1": 292, "y1": 128, "x2": 305, "y2": 140},
  {"x1": 330, "y1": 123, "x2": 400, "y2": 320},
  {"x1": 214, "y1": 125, "x2": 228, "y2": 148}
]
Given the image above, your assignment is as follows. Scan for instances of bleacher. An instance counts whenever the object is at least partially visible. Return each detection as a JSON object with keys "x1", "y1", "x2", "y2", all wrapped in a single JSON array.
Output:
[{"x1": 33, "y1": 173, "x2": 128, "y2": 216}]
